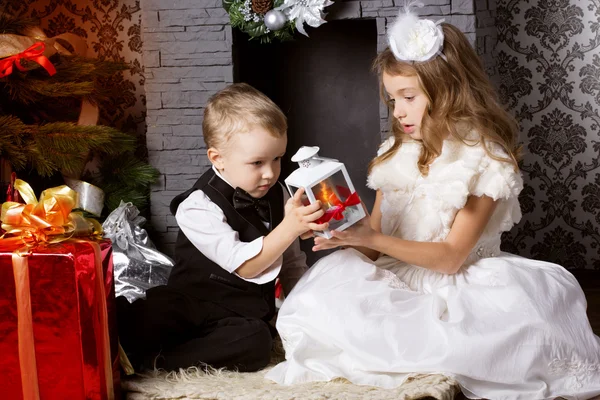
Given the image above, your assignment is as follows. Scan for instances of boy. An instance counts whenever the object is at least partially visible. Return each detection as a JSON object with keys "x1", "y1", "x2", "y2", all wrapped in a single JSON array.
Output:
[{"x1": 117, "y1": 83, "x2": 327, "y2": 372}]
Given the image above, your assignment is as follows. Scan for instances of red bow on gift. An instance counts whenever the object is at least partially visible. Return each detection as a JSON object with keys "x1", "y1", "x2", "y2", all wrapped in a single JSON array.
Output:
[
  {"x1": 316, "y1": 191, "x2": 361, "y2": 224},
  {"x1": 0, "y1": 42, "x2": 57, "y2": 78}
]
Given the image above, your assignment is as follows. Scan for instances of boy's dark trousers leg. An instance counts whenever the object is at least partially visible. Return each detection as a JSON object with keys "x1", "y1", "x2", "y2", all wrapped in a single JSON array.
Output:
[
  {"x1": 153, "y1": 316, "x2": 273, "y2": 372},
  {"x1": 117, "y1": 285, "x2": 272, "y2": 372}
]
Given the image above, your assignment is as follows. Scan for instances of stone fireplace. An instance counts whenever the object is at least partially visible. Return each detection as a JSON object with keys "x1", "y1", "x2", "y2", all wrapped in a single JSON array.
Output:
[{"x1": 140, "y1": 0, "x2": 495, "y2": 253}]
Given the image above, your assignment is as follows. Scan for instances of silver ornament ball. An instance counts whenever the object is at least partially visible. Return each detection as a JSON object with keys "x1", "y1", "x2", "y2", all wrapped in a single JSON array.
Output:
[{"x1": 264, "y1": 10, "x2": 287, "y2": 31}]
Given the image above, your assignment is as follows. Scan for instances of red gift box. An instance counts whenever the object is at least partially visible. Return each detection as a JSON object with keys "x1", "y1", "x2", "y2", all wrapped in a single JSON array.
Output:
[{"x1": 0, "y1": 239, "x2": 120, "y2": 400}]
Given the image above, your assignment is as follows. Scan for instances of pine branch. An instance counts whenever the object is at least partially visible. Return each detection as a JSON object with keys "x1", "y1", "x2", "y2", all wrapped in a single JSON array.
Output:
[
  {"x1": 42, "y1": 55, "x2": 129, "y2": 85},
  {"x1": 1, "y1": 118, "x2": 137, "y2": 176},
  {"x1": 0, "y1": 98, "x2": 82, "y2": 125},
  {"x1": 95, "y1": 130, "x2": 138, "y2": 154},
  {"x1": 35, "y1": 123, "x2": 136, "y2": 154},
  {"x1": 88, "y1": 154, "x2": 159, "y2": 213},
  {"x1": 0, "y1": 13, "x2": 39, "y2": 35},
  {"x1": 2, "y1": 79, "x2": 96, "y2": 104},
  {"x1": 96, "y1": 155, "x2": 160, "y2": 186},
  {"x1": 104, "y1": 186, "x2": 151, "y2": 213},
  {"x1": 0, "y1": 115, "x2": 28, "y2": 169},
  {"x1": 93, "y1": 178, "x2": 152, "y2": 212},
  {"x1": 26, "y1": 145, "x2": 61, "y2": 177},
  {"x1": 1, "y1": 55, "x2": 129, "y2": 105}
]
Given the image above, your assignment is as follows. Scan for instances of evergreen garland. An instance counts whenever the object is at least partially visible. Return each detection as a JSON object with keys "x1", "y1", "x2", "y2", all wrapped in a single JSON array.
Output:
[
  {"x1": 0, "y1": 115, "x2": 136, "y2": 177},
  {"x1": 1, "y1": 54, "x2": 126, "y2": 105},
  {"x1": 88, "y1": 155, "x2": 159, "y2": 212},
  {"x1": 224, "y1": 0, "x2": 295, "y2": 43},
  {"x1": 0, "y1": 13, "x2": 38, "y2": 35}
]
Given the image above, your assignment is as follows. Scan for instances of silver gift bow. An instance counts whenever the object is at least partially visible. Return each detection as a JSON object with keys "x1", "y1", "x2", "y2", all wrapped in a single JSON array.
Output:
[{"x1": 102, "y1": 201, "x2": 174, "y2": 302}]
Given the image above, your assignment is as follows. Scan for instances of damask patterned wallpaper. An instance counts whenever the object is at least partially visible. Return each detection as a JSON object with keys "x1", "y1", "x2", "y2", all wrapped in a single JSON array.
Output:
[
  {"x1": 496, "y1": 0, "x2": 600, "y2": 270},
  {"x1": 5, "y1": 0, "x2": 597, "y2": 269},
  {"x1": 2, "y1": 0, "x2": 146, "y2": 135}
]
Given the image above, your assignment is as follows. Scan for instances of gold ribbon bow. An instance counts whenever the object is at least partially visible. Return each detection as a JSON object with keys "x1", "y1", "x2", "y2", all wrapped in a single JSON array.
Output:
[{"x1": 1, "y1": 179, "x2": 102, "y2": 250}]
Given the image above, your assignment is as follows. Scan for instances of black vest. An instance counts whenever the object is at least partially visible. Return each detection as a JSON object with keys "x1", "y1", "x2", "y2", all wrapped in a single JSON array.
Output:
[{"x1": 167, "y1": 168, "x2": 284, "y2": 322}]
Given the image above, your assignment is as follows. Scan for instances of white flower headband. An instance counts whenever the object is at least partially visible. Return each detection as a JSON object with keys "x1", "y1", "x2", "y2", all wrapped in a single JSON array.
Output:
[{"x1": 388, "y1": 1, "x2": 447, "y2": 63}]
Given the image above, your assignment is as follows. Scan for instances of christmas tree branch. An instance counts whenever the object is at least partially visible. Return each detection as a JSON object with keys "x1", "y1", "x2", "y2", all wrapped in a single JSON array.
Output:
[
  {"x1": 96, "y1": 156, "x2": 160, "y2": 186},
  {"x1": 0, "y1": 115, "x2": 28, "y2": 169},
  {"x1": 90, "y1": 155, "x2": 160, "y2": 212},
  {"x1": 35, "y1": 123, "x2": 136, "y2": 154},
  {"x1": 0, "y1": 13, "x2": 39, "y2": 35},
  {"x1": 1, "y1": 55, "x2": 128, "y2": 105},
  {"x1": 2, "y1": 80, "x2": 96, "y2": 104},
  {"x1": 1, "y1": 116, "x2": 137, "y2": 176}
]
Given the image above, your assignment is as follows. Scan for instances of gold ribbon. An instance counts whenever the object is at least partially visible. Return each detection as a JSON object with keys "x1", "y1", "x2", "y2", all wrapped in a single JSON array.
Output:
[
  {"x1": 1, "y1": 179, "x2": 110, "y2": 400},
  {"x1": 1, "y1": 179, "x2": 101, "y2": 248},
  {"x1": 11, "y1": 252, "x2": 39, "y2": 400}
]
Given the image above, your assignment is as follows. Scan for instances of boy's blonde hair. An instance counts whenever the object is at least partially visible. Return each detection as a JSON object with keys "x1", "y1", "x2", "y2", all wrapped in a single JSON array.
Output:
[
  {"x1": 202, "y1": 83, "x2": 287, "y2": 149},
  {"x1": 371, "y1": 23, "x2": 521, "y2": 176}
]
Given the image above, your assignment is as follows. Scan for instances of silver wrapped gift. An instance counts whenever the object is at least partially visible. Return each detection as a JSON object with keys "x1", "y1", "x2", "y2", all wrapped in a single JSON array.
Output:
[{"x1": 102, "y1": 201, "x2": 174, "y2": 302}]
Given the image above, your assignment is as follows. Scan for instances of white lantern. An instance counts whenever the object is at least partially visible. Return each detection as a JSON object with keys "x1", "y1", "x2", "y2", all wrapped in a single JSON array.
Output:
[{"x1": 284, "y1": 146, "x2": 366, "y2": 239}]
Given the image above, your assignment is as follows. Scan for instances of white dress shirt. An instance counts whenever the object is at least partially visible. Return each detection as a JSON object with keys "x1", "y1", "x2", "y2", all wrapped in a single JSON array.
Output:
[{"x1": 174, "y1": 167, "x2": 308, "y2": 295}]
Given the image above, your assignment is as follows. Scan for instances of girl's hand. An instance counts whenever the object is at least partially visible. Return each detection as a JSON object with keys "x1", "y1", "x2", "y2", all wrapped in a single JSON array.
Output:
[{"x1": 313, "y1": 213, "x2": 375, "y2": 251}]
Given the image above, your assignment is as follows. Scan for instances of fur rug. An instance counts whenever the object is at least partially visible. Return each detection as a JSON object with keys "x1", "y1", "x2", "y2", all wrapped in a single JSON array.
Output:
[
  {"x1": 123, "y1": 367, "x2": 460, "y2": 400},
  {"x1": 122, "y1": 343, "x2": 461, "y2": 400}
]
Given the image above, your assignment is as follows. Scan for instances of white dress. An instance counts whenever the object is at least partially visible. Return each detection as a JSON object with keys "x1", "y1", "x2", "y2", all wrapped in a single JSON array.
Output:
[{"x1": 266, "y1": 136, "x2": 600, "y2": 400}]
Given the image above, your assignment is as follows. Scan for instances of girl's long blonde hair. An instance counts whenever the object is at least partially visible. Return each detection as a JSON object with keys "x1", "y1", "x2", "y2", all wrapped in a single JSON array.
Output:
[{"x1": 370, "y1": 23, "x2": 521, "y2": 176}]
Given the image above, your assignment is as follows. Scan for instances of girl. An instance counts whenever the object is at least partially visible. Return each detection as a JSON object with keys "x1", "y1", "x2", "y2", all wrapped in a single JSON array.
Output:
[{"x1": 265, "y1": 5, "x2": 600, "y2": 400}]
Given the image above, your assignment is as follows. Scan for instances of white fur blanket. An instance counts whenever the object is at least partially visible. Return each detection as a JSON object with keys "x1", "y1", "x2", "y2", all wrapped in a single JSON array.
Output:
[
  {"x1": 122, "y1": 342, "x2": 460, "y2": 400},
  {"x1": 123, "y1": 366, "x2": 459, "y2": 400}
]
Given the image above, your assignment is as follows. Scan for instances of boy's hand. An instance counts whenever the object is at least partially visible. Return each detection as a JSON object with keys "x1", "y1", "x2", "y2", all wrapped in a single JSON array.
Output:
[
  {"x1": 284, "y1": 188, "x2": 329, "y2": 237},
  {"x1": 300, "y1": 231, "x2": 315, "y2": 240}
]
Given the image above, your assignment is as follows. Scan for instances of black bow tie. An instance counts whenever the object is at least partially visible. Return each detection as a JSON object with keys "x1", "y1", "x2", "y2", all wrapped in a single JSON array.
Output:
[{"x1": 232, "y1": 188, "x2": 271, "y2": 222}]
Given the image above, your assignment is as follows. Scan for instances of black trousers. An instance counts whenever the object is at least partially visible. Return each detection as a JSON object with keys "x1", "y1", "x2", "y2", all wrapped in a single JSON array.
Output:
[{"x1": 116, "y1": 285, "x2": 273, "y2": 372}]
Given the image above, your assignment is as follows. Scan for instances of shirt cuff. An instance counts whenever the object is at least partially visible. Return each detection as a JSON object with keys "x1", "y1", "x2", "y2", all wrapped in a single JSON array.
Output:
[
  {"x1": 236, "y1": 255, "x2": 282, "y2": 284},
  {"x1": 231, "y1": 237, "x2": 283, "y2": 284}
]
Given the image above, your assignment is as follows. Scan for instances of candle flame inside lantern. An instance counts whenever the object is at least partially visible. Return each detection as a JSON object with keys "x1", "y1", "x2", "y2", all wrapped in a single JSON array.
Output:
[{"x1": 318, "y1": 181, "x2": 332, "y2": 208}]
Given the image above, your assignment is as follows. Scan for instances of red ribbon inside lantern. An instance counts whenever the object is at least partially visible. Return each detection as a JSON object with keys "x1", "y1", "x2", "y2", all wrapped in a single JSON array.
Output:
[{"x1": 316, "y1": 190, "x2": 361, "y2": 224}]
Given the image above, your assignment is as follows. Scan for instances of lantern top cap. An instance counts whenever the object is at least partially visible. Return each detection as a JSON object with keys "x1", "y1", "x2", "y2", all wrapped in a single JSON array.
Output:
[{"x1": 291, "y1": 146, "x2": 320, "y2": 162}]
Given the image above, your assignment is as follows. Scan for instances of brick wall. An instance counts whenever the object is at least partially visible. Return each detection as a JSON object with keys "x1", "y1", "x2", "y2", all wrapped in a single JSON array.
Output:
[
  {"x1": 475, "y1": 0, "x2": 497, "y2": 80},
  {"x1": 140, "y1": 0, "x2": 478, "y2": 253}
]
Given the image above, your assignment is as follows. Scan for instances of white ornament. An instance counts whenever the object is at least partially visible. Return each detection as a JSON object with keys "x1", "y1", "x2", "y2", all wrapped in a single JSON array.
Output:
[
  {"x1": 388, "y1": 1, "x2": 445, "y2": 62},
  {"x1": 240, "y1": 0, "x2": 261, "y2": 22},
  {"x1": 264, "y1": 9, "x2": 287, "y2": 30},
  {"x1": 276, "y1": 0, "x2": 334, "y2": 36}
]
